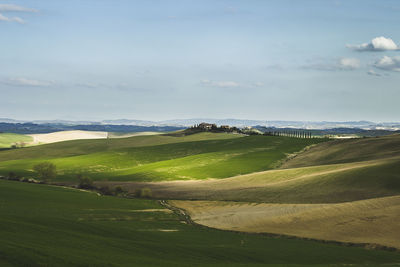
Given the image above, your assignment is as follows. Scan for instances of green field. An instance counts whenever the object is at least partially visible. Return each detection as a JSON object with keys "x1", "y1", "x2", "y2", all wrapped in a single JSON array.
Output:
[
  {"x1": 135, "y1": 156, "x2": 400, "y2": 203},
  {"x1": 0, "y1": 132, "x2": 325, "y2": 182},
  {"x1": 0, "y1": 133, "x2": 32, "y2": 148},
  {"x1": 1, "y1": 179, "x2": 400, "y2": 267}
]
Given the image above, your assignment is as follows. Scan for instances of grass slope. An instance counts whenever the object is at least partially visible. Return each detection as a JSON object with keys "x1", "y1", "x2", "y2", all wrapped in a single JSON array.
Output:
[
  {"x1": 171, "y1": 195, "x2": 400, "y2": 249},
  {"x1": 111, "y1": 156, "x2": 400, "y2": 203},
  {"x1": 0, "y1": 132, "x2": 239, "y2": 161},
  {"x1": 0, "y1": 134, "x2": 325, "y2": 182},
  {"x1": 0, "y1": 133, "x2": 32, "y2": 148},
  {"x1": 281, "y1": 134, "x2": 400, "y2": 168},
  {"x1": 1, "y1": 180, "x2": 400, "y2": 266}
]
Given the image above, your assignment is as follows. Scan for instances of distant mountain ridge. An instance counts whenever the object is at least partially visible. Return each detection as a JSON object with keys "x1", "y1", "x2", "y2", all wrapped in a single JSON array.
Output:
[{"x1": 0, "y1": 118, "x2": 399, "y2": 131}]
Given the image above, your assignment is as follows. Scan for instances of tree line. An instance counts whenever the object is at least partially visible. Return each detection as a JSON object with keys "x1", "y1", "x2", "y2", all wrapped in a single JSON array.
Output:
[{"x1": 263, "y1": 130, "x2": 314, "y2": 138}]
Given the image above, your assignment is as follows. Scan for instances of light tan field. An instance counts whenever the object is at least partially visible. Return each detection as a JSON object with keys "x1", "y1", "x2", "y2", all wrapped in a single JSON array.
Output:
[
  {"x1": 29, "y1": 130, "x2": 109, "y2": 144},
  {"x1": 170, "y1": 196, "x2": 400, "y2": 249},
  {"x1": 28, "y1": 130, "x2": 165, "y2": 144},
  {"x1": 107, "y1": 131, "x2": 161, "y2": 138}
]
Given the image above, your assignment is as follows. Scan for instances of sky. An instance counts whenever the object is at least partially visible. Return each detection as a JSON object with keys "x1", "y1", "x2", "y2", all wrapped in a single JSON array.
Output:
[{"x1": 1, "y1": 0, "x2": 400, "y2": 122}]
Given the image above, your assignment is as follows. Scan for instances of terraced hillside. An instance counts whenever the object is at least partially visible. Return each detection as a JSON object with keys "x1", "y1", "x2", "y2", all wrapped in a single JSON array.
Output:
[
  {"x1": 2, "y1": 179, "x2": 400, "y2": 266},
  {"x1": 0, "y1": 132, "x2": 325, "y2": 182}
]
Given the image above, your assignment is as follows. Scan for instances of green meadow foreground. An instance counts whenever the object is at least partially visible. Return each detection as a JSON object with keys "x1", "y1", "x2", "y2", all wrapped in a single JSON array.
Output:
[
  {"x1": 1, "y1": 131, "x2": 400, "y2": 265},
  {"x1": 1, "y1": 179, "x2": 400, "y2": 267}
]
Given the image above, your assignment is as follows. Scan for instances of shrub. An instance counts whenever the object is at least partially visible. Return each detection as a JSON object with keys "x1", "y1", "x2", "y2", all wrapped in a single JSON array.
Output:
[
  {"x1": 33, "y1": 162, "x2": 56, "y2": 182},
  {"x1": 135, "y1": 187, "x2": 152, "y2": 198},
  {"x1": 114, "y1": 186, "x2": 126, "y2": 195},
  {"x1": 7, "y1": 172, "x2": 19, "y2": 181},
  {"x1": 77, "y1": 174, "x2": 94, "y2": 189},
  {"x1": 98, "y1": 186, "x2": 113, "y2": 196}
]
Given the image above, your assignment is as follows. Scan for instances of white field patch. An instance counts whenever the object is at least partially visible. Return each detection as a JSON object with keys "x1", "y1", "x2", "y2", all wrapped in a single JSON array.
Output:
[
  {"x1": 109, "y1": 132, "x2": 161, "y2": 138},
  {"x1": 28, "y1": 130, "x2": 108, "y2": 144}
]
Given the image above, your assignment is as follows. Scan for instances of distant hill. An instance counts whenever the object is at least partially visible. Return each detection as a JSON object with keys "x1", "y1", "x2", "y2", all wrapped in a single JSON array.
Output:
[
  {"x1": 1, "y1": 117, "x2": 400, "y2": 131},
  {"x1": 0, "y1": 122, "x2": 184, "y2": 134}
]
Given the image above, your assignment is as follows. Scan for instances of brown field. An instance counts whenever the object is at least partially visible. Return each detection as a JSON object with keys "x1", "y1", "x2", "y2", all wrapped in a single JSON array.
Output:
[{"x1": 170, "y1": 196, "x2": 400, "y2": 249}]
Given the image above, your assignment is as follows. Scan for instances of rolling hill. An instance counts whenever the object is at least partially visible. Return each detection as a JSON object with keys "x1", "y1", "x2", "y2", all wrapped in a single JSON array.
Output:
[
  {"x1": 0, "y1": 133, "x2": 325, "y2": 182},
  {"x1": 106, "y1": 155, "x2": 400, "y2": 203},
  {"x1": 280, "y1": 134, "x2": 400, "y2": 168},
  {"x1": 1, "y1": 179, "x2": 400, "y2": 266},
  {"x1": 2, "y1": 132, "x2": 400, "y2": 257}
]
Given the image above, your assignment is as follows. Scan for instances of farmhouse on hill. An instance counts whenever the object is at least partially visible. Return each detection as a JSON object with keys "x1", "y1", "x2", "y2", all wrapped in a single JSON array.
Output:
[{"x1": 198, "y1": 122, "x2": 216, "y2": 130}]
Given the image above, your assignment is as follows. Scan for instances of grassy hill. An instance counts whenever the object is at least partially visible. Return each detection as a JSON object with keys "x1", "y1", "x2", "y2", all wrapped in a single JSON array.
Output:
[
  {"x1": 108, "y1": 134, "x2": 400, "y2": 203},
  {"x1": 0, "y1": 133, "x2": 325, "y2": 182},
  {"x1": 280, "y1": 134, "x2": 400, "y2": 168},
  {"x1": 121, "y1": 156, "x2": 400, "y2": 203},
  {"x1": 0, "y1": 133, "x2": 32, "y2": 148},
  {"x1": 1, "y1": 179, "x2": 400, "y2": 266}
]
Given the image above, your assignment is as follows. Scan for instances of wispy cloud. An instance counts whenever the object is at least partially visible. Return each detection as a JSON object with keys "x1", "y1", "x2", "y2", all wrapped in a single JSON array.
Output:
[
  {"x1": 347, "y1": 36, "x2": 399, "y2": 51},
  {"x1": 0, "y1": 13, "x2": 24, "y2": 23},
  {"x1": 367, "y1": 69, "x2": 382, "y2": 77},
  {"x1": 200, "y1": 80, "x2": 264, "y2": 89},
  {"x1": 201, "y1": 80, "x2": 241, "y2": 88},
  {"x1": 0, "y1": 3, "x2": 38, "y2": 24},
  {"x1": 338, "y1": 58, "x2": 360, "y2": 70},
  {"x1": 3, "y1": 77, "x2": 54, "y2": 87},
  {"x1": 374, "y1": 56, "x2": 400, "y2": 72},
  {"x1": 302, "y1": 57, "x2": 360, "y2": 71},
  {"x1": 0, "y1": 4, "x2": 38, "y2": 12}
]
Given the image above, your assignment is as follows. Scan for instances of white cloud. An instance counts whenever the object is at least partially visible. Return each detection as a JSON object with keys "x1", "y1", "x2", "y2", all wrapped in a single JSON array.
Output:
[
  {"x1": 367, "y1": 69, "x2": 382, "y2": 76},
  {"x1": 4, "y1": 77, "x2": 54, "y2": 87},
  {"x1": 0, "y1": 13, "x2": 25, "y2": 23},
  {"x1": 0, "y1": 4, "x2": 38, "y2": 12},
  {"x1": 0, "y1": 13, "x2": 8, "y2": 21},
  {"x1": 339, "y1": 58, "x2": 360, "y2": 70},
  {"x1": 201, "y1": 80, "x2": 240, "y2": 88},
  {"x1": 347, "y1": 37, "x2": 399, "y2": 51},
  {"x1": 374, "y1": 56, "x2": 400, "y2": 72}
]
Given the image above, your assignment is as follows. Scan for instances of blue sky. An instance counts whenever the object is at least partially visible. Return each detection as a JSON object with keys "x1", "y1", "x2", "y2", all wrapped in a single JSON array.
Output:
[{"x1": 1, "y1": 0, "x2": 400, "y2": 121}]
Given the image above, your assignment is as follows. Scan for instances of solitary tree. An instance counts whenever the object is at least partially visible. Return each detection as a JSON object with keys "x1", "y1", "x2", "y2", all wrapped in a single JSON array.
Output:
[{"x1": 33, "y1": 162, "x2": 56, "y2": 182}]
